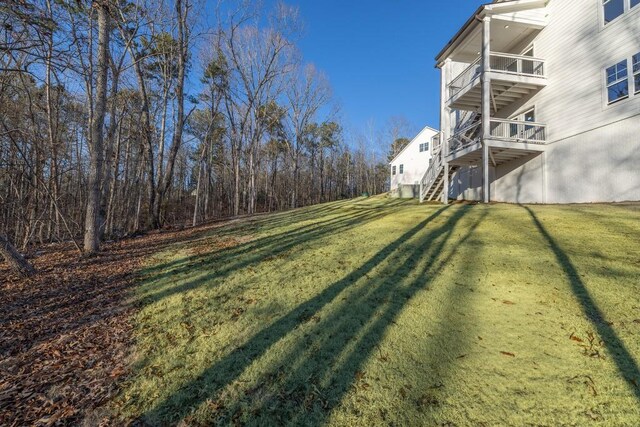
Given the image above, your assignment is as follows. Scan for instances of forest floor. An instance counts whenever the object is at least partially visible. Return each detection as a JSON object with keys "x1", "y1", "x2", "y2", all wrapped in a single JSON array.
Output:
[
  {"x1": 2, "y1": 197, "x2": 640, "y2": 426},
  {"x1": 0, "y1": 217, "x2": 248, "y2": 426}
]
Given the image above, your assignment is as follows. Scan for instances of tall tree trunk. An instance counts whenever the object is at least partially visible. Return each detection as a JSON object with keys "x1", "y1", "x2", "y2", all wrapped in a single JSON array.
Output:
[
  {"x1": 248, "y1": 142, "x2": 256, "y2": 215},
  {"x1": 192, "y1": 145, "x2": 206, "y2": 226},
  {"x1": 154, "y1": 0, "x2": 188, "y2": 227},
  {"x1": 124, "y1": 35, "x2": 157, "y2": 228},
  {"x1": 292, "y1": 152, "x2": 299, "y2": 209},
  {"x1": 84, "y1": 2, "x2": 109, "y2": 255},
  {"x1": 101, "y1": 54, "x2": 119, "y2": 238},
  {"x1": 233, "y1": 146, "x2": 240, "y2": 216},
  {"x1": 157, "y1": 85, "x2": 170, "y2": 186}
]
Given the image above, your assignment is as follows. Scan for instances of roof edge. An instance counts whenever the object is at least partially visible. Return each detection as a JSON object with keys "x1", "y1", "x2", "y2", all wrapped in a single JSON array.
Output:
[{"x1": 389, "y1": 125, "x2": 439, "y2": 164}]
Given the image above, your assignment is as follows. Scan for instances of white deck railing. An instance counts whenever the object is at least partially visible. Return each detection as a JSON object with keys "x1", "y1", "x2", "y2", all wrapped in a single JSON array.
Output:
[
  {"x1": 448, "y1": 57, "x2": 481, "y2": 99},
  {"x1": 447, "y1": 119, "x2": 547, "y2": 156},
  {"x1": 489, "y1": 52, "x2": 545, "y2": 78},
  {"x1": 448, "y1": 52, "x2": 546, "y2": 100},
  {"x1": 419, "y1": 151, "x2": 443, "y2": 203},
  {"x1": 489, "y1": 119, "x2": 547, "y2": 143},
  {"x1": 448, "y1": 121, "x2": 482, "y2": 153}
]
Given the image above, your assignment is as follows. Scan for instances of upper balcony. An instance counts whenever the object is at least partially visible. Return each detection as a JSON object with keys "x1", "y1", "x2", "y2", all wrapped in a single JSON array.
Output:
[
  {"x1": 448, "y1": 52, "x2": 547, "y2": 112},
  {"x1": 437, "y1": 1, "x2": 549, "y2": 113}
]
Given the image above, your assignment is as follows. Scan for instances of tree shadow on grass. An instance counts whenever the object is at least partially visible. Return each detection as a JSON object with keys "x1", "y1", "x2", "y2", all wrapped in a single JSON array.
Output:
[
  {"x1": 523, "y1": 206, "x2": 640, "y2": 401},
  {"x1": 245, "y1": 207, "x2": 488, "y2": 426},
  {"x1": 138, "y1": 203, "x2": 409, "y2": 305},
  {"x1": 140, "y1": 200, "x2": 405, "y2": 279},
  {"x1": 226, "y1": 198, "x2": 409, "y2": 238},
  {"x1": 140, "y1": 204, "x2": 486, "y2": 425}
]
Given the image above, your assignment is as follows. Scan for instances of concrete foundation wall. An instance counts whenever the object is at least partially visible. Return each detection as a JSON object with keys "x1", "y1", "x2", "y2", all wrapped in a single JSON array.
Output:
[{"x1": 391, "y1": 185, "x2": 419, "y2": 199}]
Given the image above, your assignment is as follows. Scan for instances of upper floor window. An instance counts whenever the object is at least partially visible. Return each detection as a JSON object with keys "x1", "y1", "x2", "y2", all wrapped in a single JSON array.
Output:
[
  {"x1": 399, "y1": 164, "x2": 404, "y2": 174},
  {"x1": 419, "y1": 142, "x2": 429, "y2": 152},
  {"x1": 392, "y1": 166, "x2": 397, "y2": 176},
  {"x1": 633, "y1": 53, "x2": 640, "y2": 94},
  {"x1": 604, "y1": 0, "x2": 625, "y2": 24},
  {"x1": 604, "y1": 0, "x2": 638, "y2": 25},
  {"x1": 606, "y1": 60, "x2": 629, "y2": 104}
]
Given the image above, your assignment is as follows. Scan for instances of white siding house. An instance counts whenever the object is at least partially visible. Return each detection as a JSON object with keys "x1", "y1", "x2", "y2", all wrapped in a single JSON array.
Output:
[
  {"x1": 390, "y1": 126, "x2": 439, "y2": 198},
  {"x1": 421, "y1": 0, "x2": 640, "y2": 204}
]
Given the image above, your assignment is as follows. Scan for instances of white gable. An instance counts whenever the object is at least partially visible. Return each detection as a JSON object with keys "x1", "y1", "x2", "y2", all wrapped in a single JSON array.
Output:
[{"x1": 390, "y1": 126, "x2": 438, "y2": 191}]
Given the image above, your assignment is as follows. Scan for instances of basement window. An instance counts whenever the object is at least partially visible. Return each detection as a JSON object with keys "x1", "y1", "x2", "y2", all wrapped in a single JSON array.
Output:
[
  {"x1": 633, "y1": 53, "x2": 640, "y2": 94},
  {"x1": 606, "y1": 60, "x2": 629, "y2": 104},
  {"x1": 603, "y1": 0, "x2": 625, "y2": 24}
]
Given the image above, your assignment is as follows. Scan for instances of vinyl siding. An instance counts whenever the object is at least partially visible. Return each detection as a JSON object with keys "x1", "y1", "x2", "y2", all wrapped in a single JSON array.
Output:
[
  {"x1": 390, "y1": 128, "x2": 437, "y2": 193},
  {"x1": 530, "y1": 0, "x2": 640, "y2": 141}
]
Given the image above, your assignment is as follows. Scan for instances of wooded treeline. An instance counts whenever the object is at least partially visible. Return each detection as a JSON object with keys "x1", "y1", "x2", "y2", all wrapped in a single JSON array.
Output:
[{"x1": 0, "y1": 0, "x2": 389, "y2": 257}]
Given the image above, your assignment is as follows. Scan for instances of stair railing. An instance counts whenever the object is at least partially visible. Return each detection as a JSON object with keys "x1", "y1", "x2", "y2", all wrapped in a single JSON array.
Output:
[
  {"x1": 419, "y1": 152, "x2": 443, "y2": 203},
  {"x1": 448, "y1": 121, "x2": 482, "y2": 154}
]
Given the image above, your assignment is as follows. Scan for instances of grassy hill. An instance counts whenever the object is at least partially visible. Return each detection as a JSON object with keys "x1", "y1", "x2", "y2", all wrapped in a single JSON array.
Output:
[{"x1": 114, "y1": 197, "x2": 640, "y2": 425}]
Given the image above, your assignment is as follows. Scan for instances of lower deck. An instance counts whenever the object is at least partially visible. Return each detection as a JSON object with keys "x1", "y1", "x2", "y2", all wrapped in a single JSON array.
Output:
[{"x1": 446, "y1": 139, "x2": 546, "y2": 167}]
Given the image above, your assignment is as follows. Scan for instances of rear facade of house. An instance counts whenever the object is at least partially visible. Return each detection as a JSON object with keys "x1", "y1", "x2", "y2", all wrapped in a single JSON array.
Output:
[{"x1": 421, "y1": 0, "x2": 640, "y2": 204}]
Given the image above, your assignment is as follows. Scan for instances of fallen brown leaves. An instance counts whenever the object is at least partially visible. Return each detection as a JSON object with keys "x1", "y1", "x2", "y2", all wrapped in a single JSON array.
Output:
[{"x1": 0, "y1": 221, "x2": 229, "y2": 426}]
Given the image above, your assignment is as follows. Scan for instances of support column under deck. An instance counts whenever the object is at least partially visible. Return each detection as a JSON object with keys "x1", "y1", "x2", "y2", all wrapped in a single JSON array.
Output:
[
  {"x1": 481, "y1": 16, "x2": 491, "y2": 204},
  {"x1": 441, "y1": 59, "x2": 452, "y2": 204}
]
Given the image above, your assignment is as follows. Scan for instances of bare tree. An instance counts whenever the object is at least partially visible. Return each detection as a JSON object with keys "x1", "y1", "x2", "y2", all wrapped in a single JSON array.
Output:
[
  {"x1": 0, "y1": 0, "x2": 390, "y2": 256},
  {"x1": 212, "y1": 2, "x2": 297, "y2": 215},
  {"x1": 284, "y1": 64, "x2": 331, "y2": 208},
  {"x1": 153, "y1": 0, "x2": 191, "y2": 227},
  {"x1": 83, "y1": 0, "x2": 110, "y2": 255}
]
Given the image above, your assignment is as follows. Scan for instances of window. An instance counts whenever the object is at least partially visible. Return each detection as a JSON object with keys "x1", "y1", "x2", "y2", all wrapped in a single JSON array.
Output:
[
  {"x1": 604, "y1": 0, "x2": 639, "y2": 25},
  {"x1": 523, "y1": 109, "x2": 535, "y2": 123},
  {"x1": 604, "y1": 0, "x2": 625, "y2": 24},
  {"x1": 419, "y1": 142, "x2": 429, "y2": 152},
  {"x1": 510, "y1": 108, "x2": 535, "y2": 138},
  {"x1": 633, "y1": 53, "x2": 640, "y2": 94},
  {"x1": 392, "y1": 166, "x2": 396, "y2": 176},
  {"x1": 521, "y1": 47, "x2": 536, "y2": 74},
  {"x1": 606, "y1": 60, "x2": 629, "y2": 103},
  {"x1": 399, "y1": 164, "x2": 404, "y2": 174}
]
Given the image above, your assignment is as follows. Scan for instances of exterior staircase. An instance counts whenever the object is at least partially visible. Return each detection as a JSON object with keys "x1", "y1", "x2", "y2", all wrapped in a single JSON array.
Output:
[
  {"x1": 420, "y1": 114, "x2": 479, "y2": 203},
  {"x1": 419, "y1": 156, "x2": 458, "y2": 203},
  {"x1": 419, "y1": 159, "x2": 445, "y2": 202}
]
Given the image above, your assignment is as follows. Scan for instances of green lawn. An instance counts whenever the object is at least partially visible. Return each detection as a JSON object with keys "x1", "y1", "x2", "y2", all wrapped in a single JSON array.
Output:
[{"x1": 114, "y1": 197, "x2": 640, "y2": 426}]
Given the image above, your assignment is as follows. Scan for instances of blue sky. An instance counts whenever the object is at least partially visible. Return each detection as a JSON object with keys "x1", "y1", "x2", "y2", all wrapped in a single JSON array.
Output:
[{"x1": 288, "y1": 1, "x2": 479, "y2": 136}]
